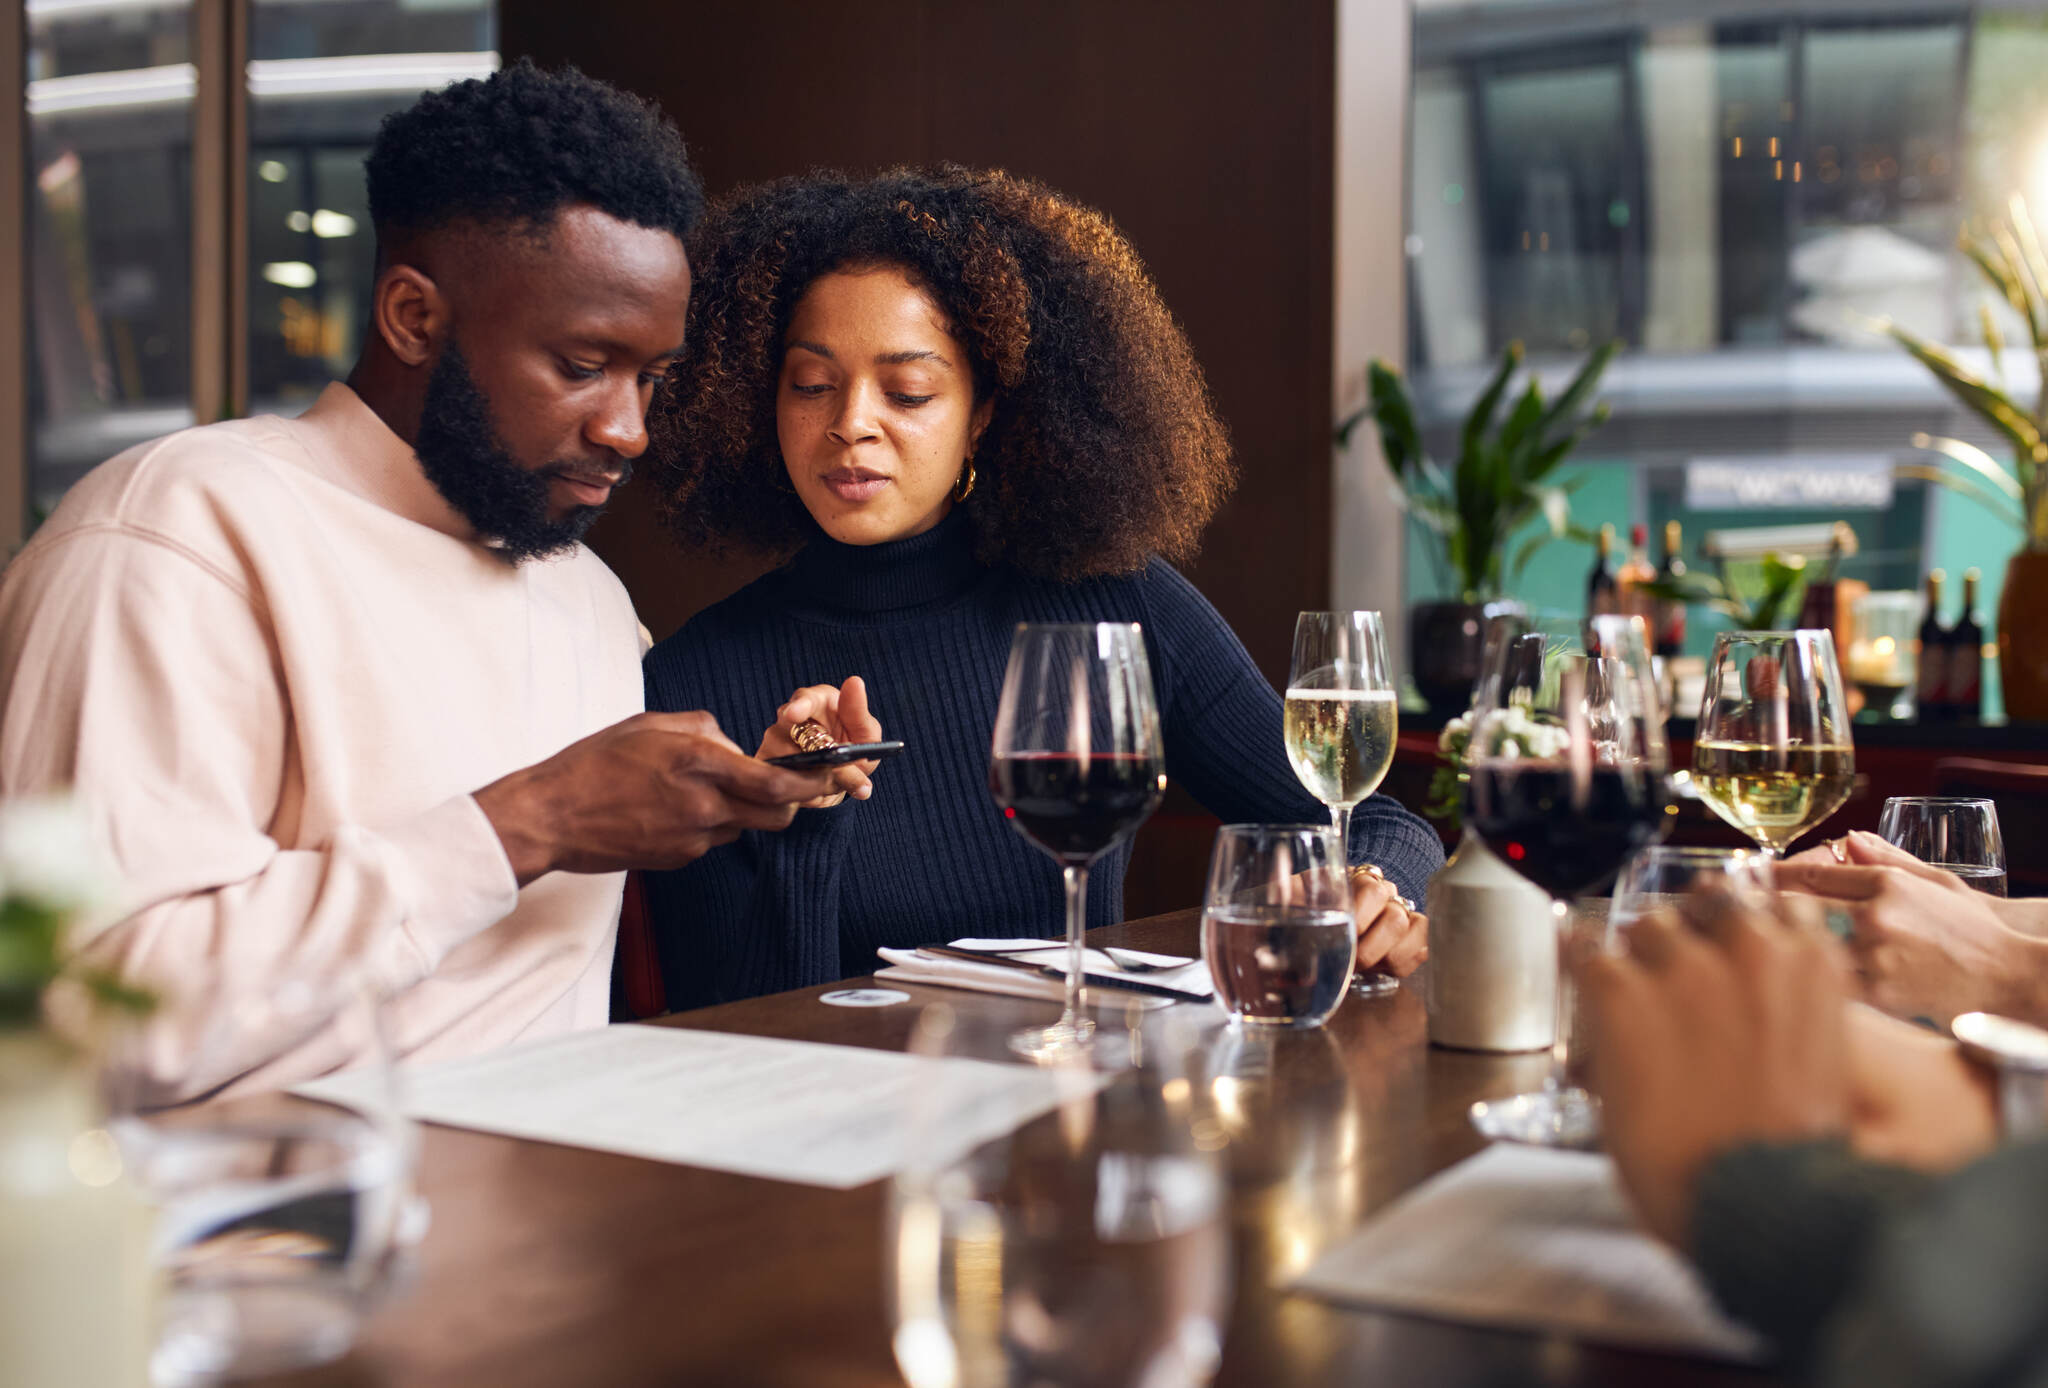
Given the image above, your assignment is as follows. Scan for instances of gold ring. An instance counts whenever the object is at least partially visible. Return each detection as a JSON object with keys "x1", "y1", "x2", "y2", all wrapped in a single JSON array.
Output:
[{"x1": 790, "y1": 720, "x2": 836, "y2": 753}]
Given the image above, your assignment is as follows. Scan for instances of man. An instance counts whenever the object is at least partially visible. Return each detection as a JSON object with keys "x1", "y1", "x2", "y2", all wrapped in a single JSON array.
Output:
[{"x1": 0, "y1": 62, "x2": 840, "y2": 1098}]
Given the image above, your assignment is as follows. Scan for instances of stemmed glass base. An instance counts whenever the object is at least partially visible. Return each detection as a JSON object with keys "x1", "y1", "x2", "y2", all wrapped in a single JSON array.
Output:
[
  {"x1": 1008, "y1": 1015, "x2": 1096, "y2": 1063},
  {"x1": 1468, "y1": 899, "x2": 1601, "y2": 1149},
  {"x1": 1351, "y1": 972, "x2": 1401, "y2": 998}
]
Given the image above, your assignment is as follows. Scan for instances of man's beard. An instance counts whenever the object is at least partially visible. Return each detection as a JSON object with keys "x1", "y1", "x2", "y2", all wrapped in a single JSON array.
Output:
[{"x1": 413, "y1": 341, "x2": 630, "y2": 564}]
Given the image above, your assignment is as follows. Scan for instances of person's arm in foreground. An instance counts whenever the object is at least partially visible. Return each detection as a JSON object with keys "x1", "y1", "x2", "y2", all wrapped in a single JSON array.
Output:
[
  {"x1": 0, "y1": 533, "x2": 832, "y2": 1098},
  {"x1": 1580, "y1": 889, "x2": 2048, "y2": 1385},
  {"x1": 1778, "y1": 830, "x2": 2048, "y2": 1027}
]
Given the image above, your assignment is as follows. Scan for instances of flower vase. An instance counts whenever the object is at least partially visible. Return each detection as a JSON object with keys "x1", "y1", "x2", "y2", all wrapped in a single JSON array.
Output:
[
  {"x1": 1422, "y1": 830, "x2": 1557, "y2": 1052},
  {"x1": 0, "y1": 1029, "x2": 156, "y2": 1386}
]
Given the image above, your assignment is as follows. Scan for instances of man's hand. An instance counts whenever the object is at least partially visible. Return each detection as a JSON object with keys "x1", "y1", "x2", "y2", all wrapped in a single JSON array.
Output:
[
  {"x1": 757, "y1": 676, "x2": 884, "y2": 810},
  {"x1": 474, "y1": 711, "x2": 837, "y2": 885},
  {"x1": 1348, "y1": 865, "x2": 1428, "y2": 977},
  {"x1": 1775, "y1": 845, "x2": 2043, "y2": 1027},
  {"x1": 1580, "y1": 889, "x2": 1851, "y2": 1247}
]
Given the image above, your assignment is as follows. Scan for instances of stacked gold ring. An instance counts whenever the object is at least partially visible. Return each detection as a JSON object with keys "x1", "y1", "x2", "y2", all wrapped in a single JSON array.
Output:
[{"x1": 790, "y1": 720, "x2": 836, "y2": 753}]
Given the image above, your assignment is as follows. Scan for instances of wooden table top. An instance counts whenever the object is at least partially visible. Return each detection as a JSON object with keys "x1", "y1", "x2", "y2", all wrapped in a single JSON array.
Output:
[{"x1": 278, "y1": 912, "x2": 1777, "y2": 1388}]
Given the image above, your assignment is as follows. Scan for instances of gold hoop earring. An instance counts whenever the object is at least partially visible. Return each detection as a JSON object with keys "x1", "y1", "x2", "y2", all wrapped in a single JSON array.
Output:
[{"x1": 952, "y1": 457, "x2": 977, "y2": 502}]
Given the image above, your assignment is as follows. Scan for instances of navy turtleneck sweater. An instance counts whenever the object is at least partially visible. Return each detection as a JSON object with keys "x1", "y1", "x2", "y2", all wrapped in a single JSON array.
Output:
[{"x1": 641, "y1": 509, "x2": 1445, "y2": 1010}]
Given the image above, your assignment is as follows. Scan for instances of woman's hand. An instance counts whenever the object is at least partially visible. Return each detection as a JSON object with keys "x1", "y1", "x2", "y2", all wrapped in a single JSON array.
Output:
[
  {"x1": 1775, "y1": 846, "x2": 2044, "y2": 1027},
  {"x1": 755, "y1": 676, "x2": 885, "y2": 810},
  {"x1": 1579, "y1": 888, "x2": 1852, "y2": 1248},
  {"x1": 1348, "y1": 864, "x2": 1428, "y2": 978}
]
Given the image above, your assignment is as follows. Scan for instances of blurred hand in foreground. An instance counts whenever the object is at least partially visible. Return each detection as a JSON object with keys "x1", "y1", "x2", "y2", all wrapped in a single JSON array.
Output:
[{"x1": 1581, "y1": 889, "x2": 1852, "y2": 1246}]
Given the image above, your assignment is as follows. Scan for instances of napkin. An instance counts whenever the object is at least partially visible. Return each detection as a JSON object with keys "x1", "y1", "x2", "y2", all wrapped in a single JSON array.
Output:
[{"x1": 874, "y1": 937, "x2": 1214, "y2": 1007}]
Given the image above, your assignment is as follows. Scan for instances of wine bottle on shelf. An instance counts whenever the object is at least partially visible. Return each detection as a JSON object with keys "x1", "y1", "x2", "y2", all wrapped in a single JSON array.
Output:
[
  {"x1": 1952, "y1": 567, "x2": 1984, "y2": 721},
  {"x1": 1586, "y1": 523, "x2": 1618, "y2": 615},
  {"x1": 1617, "y1": 522, "x2": 1657, "y2": 626},
  {"x1": 1653, "y1": 520, "x2": 1687, "y2": 659},
  {"x1": 1915, "y1": 568, "x2": 1950, "y2": 723}
]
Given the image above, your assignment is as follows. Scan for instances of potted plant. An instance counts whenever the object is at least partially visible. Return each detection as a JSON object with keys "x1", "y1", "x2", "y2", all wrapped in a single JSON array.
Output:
[
  {"x1": 1882, "y1": 195, "x2": 2048, "y2": 718},
  {"x1": 1338, "y1": 340, "x2": 1617, "y2": 713},
  {"x1": 0, "y1": 794, "x2": 155, "y2": 1385}
]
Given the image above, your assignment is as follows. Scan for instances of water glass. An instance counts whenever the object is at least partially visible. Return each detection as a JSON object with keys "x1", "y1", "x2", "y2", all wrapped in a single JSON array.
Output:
[
  {"x1": 888, "y1": 1005, "x2": 1230, "y2": 1388},
  {"x1": 1880, "y1": 797, "x2": 2007, "y2": 896},
  {"x1": 101, "y1": 978, "x2": 417, "y2": 1385},
  {"x1": 1201, "y1": 824, "x2": 1355, "y2": 1030}
]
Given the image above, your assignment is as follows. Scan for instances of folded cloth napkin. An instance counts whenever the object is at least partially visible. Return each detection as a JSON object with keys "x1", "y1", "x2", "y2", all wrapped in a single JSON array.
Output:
[{"x1": 873, "y1": 937, "x2": 1215, "y2": 1007}]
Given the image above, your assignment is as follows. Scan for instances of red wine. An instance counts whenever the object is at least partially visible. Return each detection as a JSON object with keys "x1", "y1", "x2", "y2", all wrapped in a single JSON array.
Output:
[
  {"x1": 989, "y1": 753, "x2": 1165, "y2": 863},
  {"x1": 1466, "y1": 764, "x2": 1669, "y2": 898}
]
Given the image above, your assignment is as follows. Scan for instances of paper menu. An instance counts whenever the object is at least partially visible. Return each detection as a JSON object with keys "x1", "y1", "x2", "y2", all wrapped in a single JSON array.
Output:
[
  {"x1": 293, "y1": 1023, "x2": 1101, "y2": 1190},
  {"x1": 1292, "y1": 1144, "x2": 1767, "y2": 1363}
]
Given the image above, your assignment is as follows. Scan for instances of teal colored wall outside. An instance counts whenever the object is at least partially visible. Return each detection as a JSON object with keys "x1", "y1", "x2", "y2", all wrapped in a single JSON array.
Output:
[
  {"x1": 1400, "y1": 459, "x2": 2025, "y2": 720},
  {"x1": 1929, "y1": 483, "x2": 2020, "y2": 722}
]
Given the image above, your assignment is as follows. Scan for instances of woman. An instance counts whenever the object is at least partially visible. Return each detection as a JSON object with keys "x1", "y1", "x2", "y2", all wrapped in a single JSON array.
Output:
[{"x1": 641, "y1": 166, "x2": 1443, "y2": 1009}]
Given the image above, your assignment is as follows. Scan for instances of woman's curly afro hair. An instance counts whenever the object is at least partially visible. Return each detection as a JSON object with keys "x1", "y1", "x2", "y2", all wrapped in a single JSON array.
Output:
[{"x1": 650, "y1": 166, "x2": 1234, "y2": 582}]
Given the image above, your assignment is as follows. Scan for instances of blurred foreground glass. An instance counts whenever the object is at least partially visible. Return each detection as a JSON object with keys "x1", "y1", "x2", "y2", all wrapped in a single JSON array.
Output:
[
  {"x1": 1611, "y1": 845, "x2": 1776, "y2": 936},
  {"x1": 888, "y1": 1005, "x2": 1229, "y2": 1388},
  {"x1": 1201, "y1": 824, "x2": 1355, "y2": 1029},
  {"x1": 1693, "y1": 630, "x2": 1854, "y2": 856},
  {"x1": 1880, "y1": 797, "x2": 2006, "y2": 896},
  {"x1": 102, "y1": 978, "x2": 418, "y2": 1385},
  {"x1": 989, "y1": 624, "x2": 1166, "y2": 1064},
  {"x1": 1465, "y1": 613, "x2": 1669, "y2": 1147},
  {"x1": 1284, "y1": 611, "x2": 1400, "y2": 997}
]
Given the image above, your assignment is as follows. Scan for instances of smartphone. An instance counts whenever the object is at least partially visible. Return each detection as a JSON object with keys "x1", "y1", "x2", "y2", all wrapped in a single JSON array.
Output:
[{"x1": 765, "y1": 740, "x2": 905, "y2": 770}]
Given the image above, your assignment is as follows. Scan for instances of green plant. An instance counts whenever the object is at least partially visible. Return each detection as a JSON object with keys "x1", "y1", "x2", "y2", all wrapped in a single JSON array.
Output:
[
  {"x1": 1639, "y1": 553, "x2": 1809, "y2": 632},
  {"x1": 1885, "y1": 195, "x2": 2046, "y2": 548},
  {"x1": 1337, "y1": 341, "x2": 1618, "y2": 600}
]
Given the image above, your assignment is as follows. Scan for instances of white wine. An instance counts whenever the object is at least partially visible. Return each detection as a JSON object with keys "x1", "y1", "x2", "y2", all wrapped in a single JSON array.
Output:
[
  {"x1": 1691, "y1": 741, "x2": 1856, "y2": 852},
  {"x1": 1283, "y1": 688, "x2": 1396, "y2": 808}
]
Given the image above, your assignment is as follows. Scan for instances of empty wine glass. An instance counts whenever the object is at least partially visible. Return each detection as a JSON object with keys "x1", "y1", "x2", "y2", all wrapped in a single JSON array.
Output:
[
  {"x1": 1693, "y1": 630, "x2": 1855, "y2": 857},
  {"x1": 1880, "y1": 796, "x2": 2007, "y2": 896},
  {"x1": 1611, "y1": 845, "x2": 1776, "y2": 937},
  {"x1": 989, "y1": 623, "x2": 1167, "y2": 1063},
  {"x1": 1464, "y1": 613, "x2": 1670, "y2": 1148},
  {"x1": 1284, "y1": 612, "x2": 1400, "y2": 997},
  {"x1": 888, "y1": 1004, "x2": 1230, "y2": 1388}
]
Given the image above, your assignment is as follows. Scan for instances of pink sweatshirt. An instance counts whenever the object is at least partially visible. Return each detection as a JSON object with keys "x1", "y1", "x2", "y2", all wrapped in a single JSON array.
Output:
[{"x1": 0, "y1": 383, "x2": 643, "y2": 1098}]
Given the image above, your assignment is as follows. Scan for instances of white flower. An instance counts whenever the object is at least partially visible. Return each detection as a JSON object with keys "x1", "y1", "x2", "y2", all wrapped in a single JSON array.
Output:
[{"x1": 0, "y1": 793, "x2": 118, "y2": 921}]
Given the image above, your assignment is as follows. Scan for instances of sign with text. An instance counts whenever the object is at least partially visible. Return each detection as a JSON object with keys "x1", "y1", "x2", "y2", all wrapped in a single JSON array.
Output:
[{"x1": 1685, "y1": 455, "x2": 1894, "y2": 510}]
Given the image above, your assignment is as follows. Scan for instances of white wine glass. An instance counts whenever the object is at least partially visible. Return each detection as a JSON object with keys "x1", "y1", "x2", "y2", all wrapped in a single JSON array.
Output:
[
  {"x1": 1284, "y1": 611, "x2": 1399, "y2": 997},
  {"x1": 989, "y1": 623, "x2": 1167, "y2": 1064},
  {"x1": 1879, "y1": 796, "x2": 2006, "y2": 896},
  {"x1": 1693, "y1": 630, "x2": 1855, "y2": 857}
]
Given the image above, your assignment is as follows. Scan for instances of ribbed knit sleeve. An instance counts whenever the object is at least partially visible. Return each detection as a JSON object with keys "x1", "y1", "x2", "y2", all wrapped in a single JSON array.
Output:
[
  {"x1": 1695, "y1": 1136, "x2": 2048, "y2": 1386},
  {"x1": 1124, "y1": 561, "x2": 1445, "y2": 905},
  {"x1": 1690, "y1": 1139, "x2": 1930, "y2": 1370}
]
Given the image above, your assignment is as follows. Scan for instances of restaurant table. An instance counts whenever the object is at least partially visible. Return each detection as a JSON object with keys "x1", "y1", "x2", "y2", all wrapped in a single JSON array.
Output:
[{"x1": 275, "y1": 910, "x2": 1778, "y2": 1388}]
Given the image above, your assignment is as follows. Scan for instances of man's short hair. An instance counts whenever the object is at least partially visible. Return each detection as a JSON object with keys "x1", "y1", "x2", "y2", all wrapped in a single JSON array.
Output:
[{"x1": 365, "y1": 58, "x2": 705, "y2": 244}]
